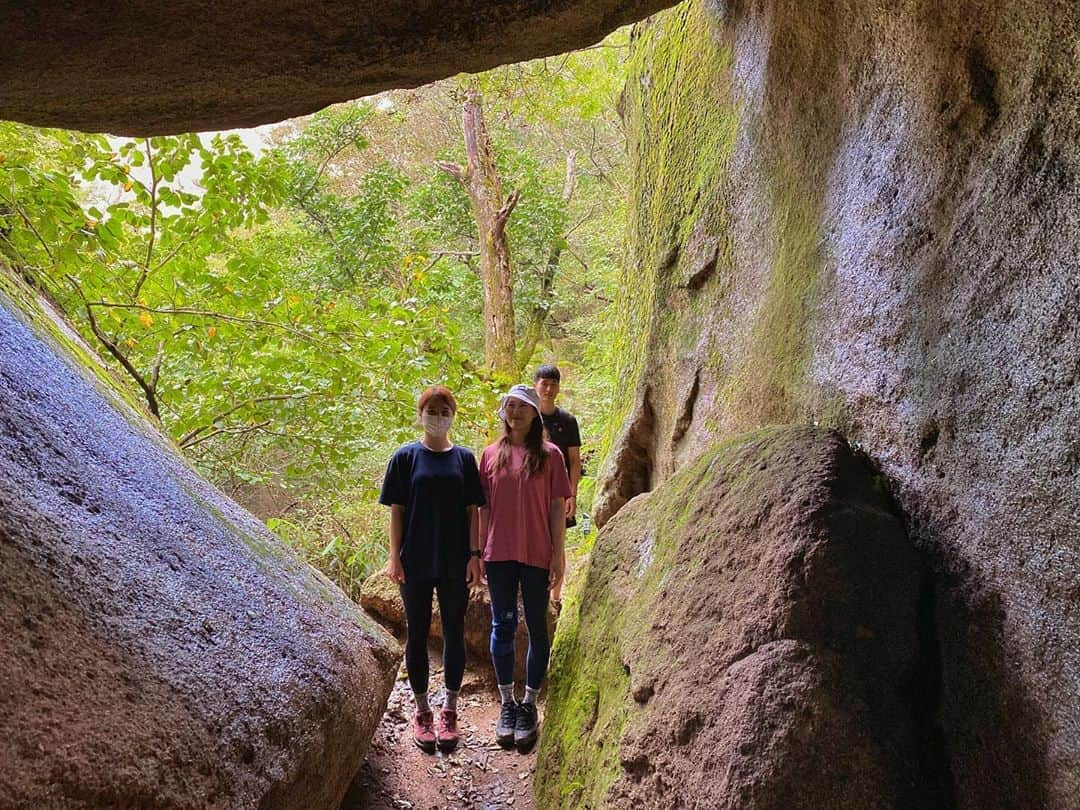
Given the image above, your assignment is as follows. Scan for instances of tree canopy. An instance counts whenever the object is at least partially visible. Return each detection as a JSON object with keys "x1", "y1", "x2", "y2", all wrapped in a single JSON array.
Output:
[{"x1": 0, "y1": 31, "x2": 631, "y2": 597}]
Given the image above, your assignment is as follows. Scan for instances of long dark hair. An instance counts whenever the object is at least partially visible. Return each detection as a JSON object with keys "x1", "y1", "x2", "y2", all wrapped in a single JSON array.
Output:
[{"x1": 492, "y1": 413, "x2": 548, "y2": 477}]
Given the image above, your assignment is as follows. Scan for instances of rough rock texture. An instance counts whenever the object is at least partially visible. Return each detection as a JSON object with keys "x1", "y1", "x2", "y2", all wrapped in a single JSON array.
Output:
[
  {"x1": 591, "y1": 2, "x2": 1080, "y2": 806},
  {"x1": 360, "y1": 572, "x2": 557, "y2": 684},
  {"x1": 0, "y1": 273, "x2": 401, "y2": 809},
  {"x1": 538, "y1": 426, "x2": 930, "y2": 808},
  {"x1": 0, "y1": 1, "x2": 670, "y2": 135}
]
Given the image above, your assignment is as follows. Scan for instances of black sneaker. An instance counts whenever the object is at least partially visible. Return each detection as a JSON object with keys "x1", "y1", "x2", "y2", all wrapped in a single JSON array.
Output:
[
  {"x1": 496, "y1": 700, "x2": 518, "y2": 749},
  {"x1": 514, "y1": 700, "x2": 538, "y2": 752}
]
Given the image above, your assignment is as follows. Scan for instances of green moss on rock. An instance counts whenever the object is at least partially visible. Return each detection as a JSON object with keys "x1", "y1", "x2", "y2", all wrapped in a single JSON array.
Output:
[
  {"x1": 597, "y1": 0, "x2": 738, "y2": 474},
  {"x1": 538, "y1": 428, "x2": 782, "y2": 806},
  {"x1": 594, "y1": 0, "x2": 838, "y2": 526},
  {"x1": 537, "y1": 426, "x2": 924, "y2": 808},
  {"x1": 0, "y1": 264, "x2": 152, "y2": 420},
  {"x1": 724, "y1": 156, "x2": 825, "y2": 425}
]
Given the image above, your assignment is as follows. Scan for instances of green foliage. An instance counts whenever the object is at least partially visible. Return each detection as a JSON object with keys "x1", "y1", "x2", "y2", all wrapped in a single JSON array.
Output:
[
  {"x1": 0, "y1": 28, "x2": 632, "y2": 598},
  {"x1": 267, "y1": 499, "x2": 385, "y2": 603}
]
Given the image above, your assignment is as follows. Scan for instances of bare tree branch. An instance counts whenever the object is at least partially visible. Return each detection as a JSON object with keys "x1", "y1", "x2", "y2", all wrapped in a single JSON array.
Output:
[
  {"x1": 435, "y1": 159, "x2": 468, "y2": 185},
  {"x1": 85, "y1": 301, "x2": 316, "y2": 341},
  {"x1": 150, "y1": 340, "x2": 165, "y2": 392},
  {"x1": 493, "y1": 188, "x2": 522, "y2": 238},
  {"x1": 183, "y1": 419, "x2": 272, "y2": 450},
  {"x1": 566, "y1": 244, "x2": 591, "y2": 272},
  {"x1": 0, "y1": 196, "x2": 56, "y2": 263},
  {"x1": 148, "y1": 223, "x2": 207, "y2": 274},
  {"x1": 429, "y1": 250, "x2": 480, "y2": 259},
  {"x1": 66, "y1": 275, "x2": 161, "y2": 418},
  {"x1": 179, "y1": 392, "x2": 316, "y2": 447}
]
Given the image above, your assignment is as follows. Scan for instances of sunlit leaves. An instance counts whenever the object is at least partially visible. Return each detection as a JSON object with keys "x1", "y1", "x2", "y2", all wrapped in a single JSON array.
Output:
[{"x1": 0, "y1": 33, "x2": 631, "y2": 594}]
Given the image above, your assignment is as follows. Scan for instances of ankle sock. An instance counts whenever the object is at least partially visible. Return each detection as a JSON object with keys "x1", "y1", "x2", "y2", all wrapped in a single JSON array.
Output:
[
  {"x1": 414, "y1": 691, "x2": 430, "y2": 713},
  {"x1": 523, "y1": 686, "x2": 540, "y2": 705},
  {"x1": 498, "y1": 683, "x2": 516, "y2": 704},
  {"x1": 444, "y1": 688, "x2": 459, "y2": 712}
]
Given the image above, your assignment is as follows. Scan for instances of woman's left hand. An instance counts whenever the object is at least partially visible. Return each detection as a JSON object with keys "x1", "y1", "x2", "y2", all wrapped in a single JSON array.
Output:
[{"x1": 466, "y1": 556, "x2": 485, "y2": 589}]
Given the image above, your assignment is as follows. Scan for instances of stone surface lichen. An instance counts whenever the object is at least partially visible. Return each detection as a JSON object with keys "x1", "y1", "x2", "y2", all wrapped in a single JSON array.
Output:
[
  {"x1": 592, "y1": 1, "x2": 1080, "y2": 806},
  {"x1": 539, "y1": 426, "x2": 929, "y2": 808}
]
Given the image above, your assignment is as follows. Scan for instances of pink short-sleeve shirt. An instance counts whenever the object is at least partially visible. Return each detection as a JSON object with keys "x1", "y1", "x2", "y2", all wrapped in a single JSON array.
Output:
[{"x1": 479, "y1": 440, "x2": 572, "y2": 570}]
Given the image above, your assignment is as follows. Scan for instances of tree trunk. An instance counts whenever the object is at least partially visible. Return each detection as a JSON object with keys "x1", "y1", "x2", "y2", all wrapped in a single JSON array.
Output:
[
  {"x1": 437, "y1": 89, "x2": 520, "y2": 376},
  {"x1": 517, "y1": 149, "x2": 577, "y2": 371}
]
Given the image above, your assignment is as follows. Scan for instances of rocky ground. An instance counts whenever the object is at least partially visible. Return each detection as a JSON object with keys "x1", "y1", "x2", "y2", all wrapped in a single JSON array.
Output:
[{"x1": 344, "y1": 647, "x2": 539, "y2": 810}]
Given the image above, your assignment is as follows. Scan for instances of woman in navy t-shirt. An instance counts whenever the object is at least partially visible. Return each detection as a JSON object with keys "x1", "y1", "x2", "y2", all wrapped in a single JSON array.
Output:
[{"x1": 379, "y1": 385, "x2": 485, "y2": 754}]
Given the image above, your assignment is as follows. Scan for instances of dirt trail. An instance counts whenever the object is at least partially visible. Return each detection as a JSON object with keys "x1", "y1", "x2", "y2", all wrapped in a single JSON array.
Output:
[{"x1": 344, "y1": 650, "x2": 540, "y2": 810}]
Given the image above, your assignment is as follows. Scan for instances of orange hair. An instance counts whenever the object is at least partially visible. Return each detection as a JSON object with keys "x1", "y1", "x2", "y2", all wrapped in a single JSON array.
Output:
[{"x1": 417, "y1": 385, "x2": 457, "y2": 414}]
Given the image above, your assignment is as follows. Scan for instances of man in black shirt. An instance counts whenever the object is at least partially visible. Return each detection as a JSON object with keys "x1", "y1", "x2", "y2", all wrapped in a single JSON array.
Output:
[{"x1": 533, "y1": 364, "x2": 582, "y2": 529}]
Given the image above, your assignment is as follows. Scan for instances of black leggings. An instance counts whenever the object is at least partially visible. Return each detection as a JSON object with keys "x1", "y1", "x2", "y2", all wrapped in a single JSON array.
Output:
[{"x1": 399, "y1": 575, "x2": 468, "y2": 695}]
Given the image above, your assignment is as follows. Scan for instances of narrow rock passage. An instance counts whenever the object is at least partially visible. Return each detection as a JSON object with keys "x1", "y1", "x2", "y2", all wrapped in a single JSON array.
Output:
[{"x1": 344, "y1": 644, "x2": 539, "y2": 810}]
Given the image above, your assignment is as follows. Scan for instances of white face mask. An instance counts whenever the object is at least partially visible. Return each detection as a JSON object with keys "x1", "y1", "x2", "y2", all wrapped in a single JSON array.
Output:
[{"x1": 421, "y1": 413, "x2": 454, "y2": 438}]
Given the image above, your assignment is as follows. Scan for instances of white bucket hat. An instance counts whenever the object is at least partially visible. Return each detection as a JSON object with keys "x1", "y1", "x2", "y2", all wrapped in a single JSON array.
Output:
[{"x1": 498, "y1": 384, "x2": 543, "y2": 421}]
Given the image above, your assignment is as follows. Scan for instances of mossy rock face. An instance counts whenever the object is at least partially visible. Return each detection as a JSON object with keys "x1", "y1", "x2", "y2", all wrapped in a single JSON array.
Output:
[
  {"x1": 601, "y1": 0, "x2": 1080, "y2": 803},
  {"x1": 594, "y1": 0, "x2": 740, "y2": 525},
  {"x1": 537, "y1": 426, "x2": 928, "y2": 808}
]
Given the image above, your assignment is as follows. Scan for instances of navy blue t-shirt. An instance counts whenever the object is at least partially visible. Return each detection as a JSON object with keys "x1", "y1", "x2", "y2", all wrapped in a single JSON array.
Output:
[{"x1": 378, "y1": 443, "x2": 485, "y2": 580}]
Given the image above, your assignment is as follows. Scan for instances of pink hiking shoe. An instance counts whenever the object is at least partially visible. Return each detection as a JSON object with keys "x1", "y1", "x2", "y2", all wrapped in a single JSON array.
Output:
[
  {"x1": 412, "y1": 710, "x2": 436, "y2": 753},
  {"x1": 437, "y1": 709, "x2": 461, "y2": 752}
]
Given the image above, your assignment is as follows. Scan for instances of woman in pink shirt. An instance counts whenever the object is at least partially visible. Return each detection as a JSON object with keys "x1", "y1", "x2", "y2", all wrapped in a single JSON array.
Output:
[{"x1": 479, "y1": 384, "x2": 571, "y2": 753}]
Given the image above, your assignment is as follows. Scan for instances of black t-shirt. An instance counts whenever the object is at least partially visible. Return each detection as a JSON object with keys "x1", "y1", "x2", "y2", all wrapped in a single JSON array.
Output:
[
  {"x1": 378, "y1": 443, "x2": 485, "y2": 580},
  {"x1": 541, "y1": 407, "x2": 581, "y2": 475}
]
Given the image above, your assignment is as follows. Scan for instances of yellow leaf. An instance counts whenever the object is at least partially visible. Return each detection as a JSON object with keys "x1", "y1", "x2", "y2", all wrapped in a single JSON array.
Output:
[
  {"x1": 0, "y1": 154, "x2": 6, "y2": 164},
  {"x1": 288, "y1": 295, "x2": 300, "y2": 305},
  {"x1": 125, "y1": 338, "x2": 137, "y2": 348},
  {"x1": 137, "y1": 297, "x2": 147, "y2": 306},
  {"x1": 123, "y1": 165, "x2": 131, "y2": 175},
  {"x1": 123, "y1": 181, "x2": 133, "y2": 192},
  {"x1": 206, "y1": 326, "x2": 217, "y2": 338},
  {"x1": 138, "y1": 311, "x2": 154, "y2": 328}
]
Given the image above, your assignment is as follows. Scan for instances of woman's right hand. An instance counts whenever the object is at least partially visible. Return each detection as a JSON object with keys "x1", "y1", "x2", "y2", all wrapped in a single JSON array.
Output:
[
  {"x1": 466, "y1": 556, "x2": 485, "y2": 589},
  {"x1": 385, "y1": 556, "x2": 406, "y2": 584}
]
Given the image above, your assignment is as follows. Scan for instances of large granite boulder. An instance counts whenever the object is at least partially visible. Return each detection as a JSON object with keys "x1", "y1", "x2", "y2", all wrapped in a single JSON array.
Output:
[
  {"x1": 0, "y1": 276, "x2": 401, "y2": 809},
  {"x1": 595, "y1": 1, "x2": 1080, "y2": 805},
  {"x1": 0, "y1": 1, "x2": 669, "y2": 135},
  {"x1": 361, "y1": 571, "x2": 557, "y2": 684},
  {"x1": 538, "y1": 426, "x2": 930, "y2": 808}
]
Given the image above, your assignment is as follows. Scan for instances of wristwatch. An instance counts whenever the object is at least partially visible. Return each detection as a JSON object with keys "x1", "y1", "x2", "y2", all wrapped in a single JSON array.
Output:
[{"x1": 470, "y1": 549, "x2": 483, "y2": 558}]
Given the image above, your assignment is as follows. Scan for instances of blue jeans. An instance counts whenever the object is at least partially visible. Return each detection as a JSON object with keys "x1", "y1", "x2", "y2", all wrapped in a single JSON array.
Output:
[{"x1": 485, "y1": 560, "x2": 550, "y2": 690}]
